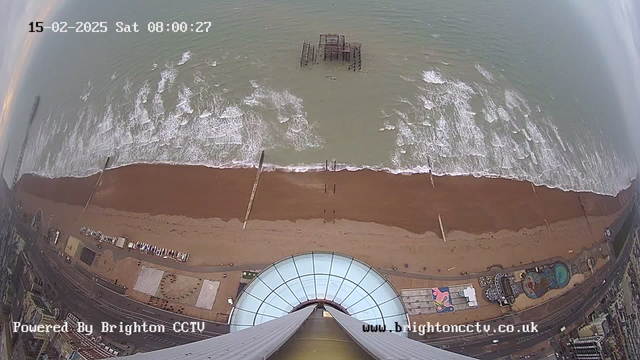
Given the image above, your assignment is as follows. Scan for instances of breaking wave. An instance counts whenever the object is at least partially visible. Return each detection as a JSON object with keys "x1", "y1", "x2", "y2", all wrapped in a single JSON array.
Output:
[
  {"x1": 177, "y1": 51, "x2": 192, "y2": 66},
  {"x1": 20, "y1": 54, "x2": 635, "y2": 197},
  {"x1": 475, "y1": 63, "x2": 494, "y2": 82},
  {"x1": 22, "y1": 62, "x2": 323, "y2": 181},
  {"x1": 391, "y1": 68, "x2": 635, "y2": 195}
]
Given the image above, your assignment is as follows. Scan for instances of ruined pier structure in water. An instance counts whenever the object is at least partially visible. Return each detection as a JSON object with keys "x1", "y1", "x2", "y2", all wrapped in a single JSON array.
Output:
[{"x1": 300, "y1": 34, "x2": 362, "y2": 71}]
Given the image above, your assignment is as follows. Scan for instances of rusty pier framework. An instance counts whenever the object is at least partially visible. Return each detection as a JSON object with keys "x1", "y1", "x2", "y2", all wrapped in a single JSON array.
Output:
[{"x1": 300, "y1": 34, "x2": 362, "y2": 71}]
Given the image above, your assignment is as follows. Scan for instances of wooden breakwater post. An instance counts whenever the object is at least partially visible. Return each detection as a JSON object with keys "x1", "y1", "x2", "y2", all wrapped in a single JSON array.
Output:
[
  {"x1": 438, "y1": 214, "x2": 447, "y2": 242},
  {"x1": 577, "y1": 195, "x2": 593, "y2": 234},
  {"x1": 243, "y1": 151, "x2": 265, "y2": 229},
  {"x1": 84, "y1": 156, "x2": 110, "y2": 213},
  {"x1": 428, "y1": 157, "x2": 434, "y2": 188}
]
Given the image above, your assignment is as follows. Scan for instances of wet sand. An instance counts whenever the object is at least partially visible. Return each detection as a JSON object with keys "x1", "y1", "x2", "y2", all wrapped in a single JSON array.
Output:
[{"x1": 16, "y1": 164, "x2": 635, "y2": 235}]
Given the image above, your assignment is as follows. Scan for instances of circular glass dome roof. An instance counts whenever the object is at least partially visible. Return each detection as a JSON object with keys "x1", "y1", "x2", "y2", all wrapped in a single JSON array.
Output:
[{"x1": 229, "y1": 252, "x2": 409, "y2": 335}]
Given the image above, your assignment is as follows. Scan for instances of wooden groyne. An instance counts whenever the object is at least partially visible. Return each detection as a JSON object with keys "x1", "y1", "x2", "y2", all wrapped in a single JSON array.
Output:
[
  {"x1": 243, "y1": 151, "x2": 265, "y2": 229},
  {"x1": 84, "y1": 156, "x2": 110, "y2": 213}
]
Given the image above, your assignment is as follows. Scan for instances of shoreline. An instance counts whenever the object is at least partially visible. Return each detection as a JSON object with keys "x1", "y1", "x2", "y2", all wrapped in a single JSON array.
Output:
[
  {"x1": 14, "y1": 161, "x2": 634, "y2": 293},
  {"x1": 22, "y1": 159, "x2": 636, "y2": 197},
  {"x1": 16, "y1": 163, "x2": 635, "y2": 235}
]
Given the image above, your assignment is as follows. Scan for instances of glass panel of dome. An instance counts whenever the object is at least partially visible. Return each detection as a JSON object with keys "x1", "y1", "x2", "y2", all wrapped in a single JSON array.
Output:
[
  {"x1": 370, "y1": 283, "x2": 397, "y2": 304},
  {"x1": 333, "y1": 278, "x2": 357, "y2": 304},
  {"x1": 377, "y1": 297, "x2": 406, "y2": 318},
  {"x1": 345, "y1": 260, "x2": 370, "y2": 284},
  {"x1": 272, "y1": 283, "x2": 298, "y2": 308},
  {"x1": 258, "y1": 265, "x2": 286, "y2": 289},
  {"x1": 293, "y1": 253, "x2": 314, "y2": 277},
  {"x1": 243, "y1": 273, "x2": 265, "y2": 294},
  {"x1": 359, "y1": 270, "x2": 386, "y2": 293},
  {"x1": 264, "y1": 291, "x2": 294, "y2": 312},
  {"x1": 350, "y1": 303, "x2": 376, "y2": 317},
  {"x1": 248, "y1": 278, "x2": 272, "y2": 300},
  {"x1": 341, "y1": 286, "x2": 370, "y2": 309},
  {"x1": 229, "y1": 253, "x2": 409, "y2": 335},
  {"x1": 274, "y1": 257, "x2": 298, "y2": 282},
  {"x1": 351, "y1": 301, "x2": 382, "y2": 321},
  {"x1": 237, "y1": 292, "x2": 264, "y2": 313},
  {"x1": 230, "y1": 308, "x2": 257, "y2": 326},
  {"x1": 257, "y1": 302, "x2": 288, "y2": 318},
  {"x1": 300, "y1": 274, "x2": 317, "y2": 299},
  {"x1": 284, "y1": 278, "x2": 308, "y2": 303},
  {"x1": 313, "y1": 253, "x2": 333, "y2": 274},
  {"x1": 315, "y1": 274, "x2": 330, "y2": 299},
  {"x1": 328, "y1": 255, "x2": 352, "y2": 278},
  {"x1": 347, "y1": 294, "x2": 378, "y2": 314},
  {"x1": 325, "y1": 275, "x2": 343, "y2": 300}
]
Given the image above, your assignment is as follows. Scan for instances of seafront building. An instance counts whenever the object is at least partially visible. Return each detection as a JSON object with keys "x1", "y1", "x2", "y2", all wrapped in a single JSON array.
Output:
[
  {"x1": 19, "y1": 292, "x2": 56, "y2": 358},
  {"x1": 569, "y1": 336, "x2": 605, "y2": 360},
  {"x1": 578, "y1": 313, "x2": 608, "y2": 338},
  {"x1": 117, "y1": 253, "x2": 474, "y2": 359}
]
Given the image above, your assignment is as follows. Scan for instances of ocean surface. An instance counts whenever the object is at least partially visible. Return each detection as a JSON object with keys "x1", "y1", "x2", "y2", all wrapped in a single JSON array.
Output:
[{"x1": 8, "y1": 0, "x2": 637, "y2": 195}]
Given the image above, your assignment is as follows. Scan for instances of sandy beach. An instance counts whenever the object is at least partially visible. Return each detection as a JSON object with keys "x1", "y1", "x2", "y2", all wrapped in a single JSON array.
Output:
[
  {"x1": 15, "y1": 164, "x2": 635, "y2": 273},
  {"x1": 17, "y1": 164, "x2": 634, "y2": 234}
]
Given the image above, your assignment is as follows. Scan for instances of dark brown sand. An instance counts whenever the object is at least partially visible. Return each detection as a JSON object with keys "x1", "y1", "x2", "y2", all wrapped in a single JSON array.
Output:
[{"x1": 16, "y1": 164, "x2": 635, "y2": 235}]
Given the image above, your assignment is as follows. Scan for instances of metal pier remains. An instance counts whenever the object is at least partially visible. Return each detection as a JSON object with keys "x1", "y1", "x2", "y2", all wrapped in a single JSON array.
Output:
[{"x1": 300, "y1": 34, "x2": 362, "y2": 71}]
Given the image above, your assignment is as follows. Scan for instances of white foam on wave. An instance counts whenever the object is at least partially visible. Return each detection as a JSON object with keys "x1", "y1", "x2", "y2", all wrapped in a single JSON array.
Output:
[
  {"x1": 157, "y1": 65, "x2": 177, "y2": 94},
  {"x1": 497, "y1": 107, "x2": 511, "y2": 122},
  {"x1": 123, "y1": 78, "x2": 133, "y2": 95},
  {"x1": 152, "y1": 92, "x2": 164, "y2": 121},
  {"x1": 379, "y1": 68, "x2": 637, "y2": 195},
  {"x1": 23, "y1": 62, "x2": 325, "y2": 181},
  {"x1": 206, "y1": 59, "x2": 218, "y2": 67},
  {"x1": 177, "y1": 85, "x2": 194, "y2": 115},
  {"x1": 243, "y1": 80, "x2": 322, "y2": 151},
  {"x1": 422, "y1": 70, "x2": 446, "y2": 84},
  {"x1": 379, "y1": 120, "x2": 396, "y2": 132},
  {"x1": 418, "y1": 94, "x2": 435, "y2": 110},
  {"x1": 177, "y1": 51, "x2": 192, "y2": 66},
  {"x1": 131, "y1": 81, "x2": 151, "y2": 126},
  {"x1": 193, "y1": 71, "x2": 206, "y2": 85},
  {"x1": 22, "y1": 154, "x2": 635, "y2": 198},
  {"x1": 80, "y1": 81, "x2": 92, "y2": 102},
  {"x1": 475, "y1": 63, "x2": 494, "y2": 82},
  {"x1": 220, "y1": 106, "x2": 243, "y2": 119},
  {"x1": 476, "y1": 84, "x2": 498, "y2": 123},
  {"x1": 19, "y1": 53, "x2": 637, "y2": 197}
]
